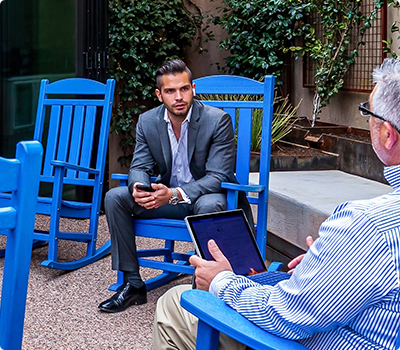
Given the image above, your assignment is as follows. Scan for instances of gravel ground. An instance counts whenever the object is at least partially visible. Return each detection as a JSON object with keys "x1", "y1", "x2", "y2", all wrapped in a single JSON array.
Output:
[{"x1": 0, "y1": 214, "x2": 193, "y2": 350}]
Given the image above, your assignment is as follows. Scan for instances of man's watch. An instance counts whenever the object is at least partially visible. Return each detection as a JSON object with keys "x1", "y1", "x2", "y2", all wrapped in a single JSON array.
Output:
[{"x1": 168, "y1": 188, "x2": 180, "y2": 205}]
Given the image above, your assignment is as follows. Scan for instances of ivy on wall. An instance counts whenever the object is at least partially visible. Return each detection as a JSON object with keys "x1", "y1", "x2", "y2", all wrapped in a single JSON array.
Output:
[
  {"x1": 213, "y1": 0, "x2": 384, "y2": 123},
  {"x1": 109, "y1": 0, "x2": 387, "y2": 161},
  {"x1": 384, "y1": 0, "x2": 400, "y2": 57},
  {"x1": 301, "y1": 0, "x2": 385, "y2": 125},
  {"x1": 212, "y1": 0, "x2": 313, "y2": 85},
  {"x1": 108, "y1": 0, "x2": 201, "y2": 165}
]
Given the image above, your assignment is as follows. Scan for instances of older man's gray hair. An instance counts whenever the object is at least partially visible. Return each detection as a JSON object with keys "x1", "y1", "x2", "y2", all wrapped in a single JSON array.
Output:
[{"x1": 372, "y1": 58, "x2": 400, "y2": 131}]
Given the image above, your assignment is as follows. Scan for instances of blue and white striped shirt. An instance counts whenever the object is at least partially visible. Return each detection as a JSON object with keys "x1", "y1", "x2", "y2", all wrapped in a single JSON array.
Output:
[{"x1": 211, "y1": 165, "x2": 400, "y2": 349}]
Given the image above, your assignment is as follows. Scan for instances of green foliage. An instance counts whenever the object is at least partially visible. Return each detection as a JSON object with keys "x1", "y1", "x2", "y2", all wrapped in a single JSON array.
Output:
[
  {"x1": 213, "y1": 0, "x2": 313, "y2": 85},
  {"x1": 383, "y1": 0, "x2": 400, "y2": 58},
  {"x1": 252, "y1": 96, "x2": 300, "y2": 151},
  {"x1": 108, "y1": 0, "x2": 201, "y2": 165},
  {"x1": 271, "y1": 96, "x2": 301, "y2": 146},
  {"x1": 213, "y1": 0, "x2": 383, "y2": 124},
  {"x1": 197, "y1": 92, "x2": 300, "y2": 151},
  {"x1": 300, "y1": 0, "x2": 384, "y2": 125}
]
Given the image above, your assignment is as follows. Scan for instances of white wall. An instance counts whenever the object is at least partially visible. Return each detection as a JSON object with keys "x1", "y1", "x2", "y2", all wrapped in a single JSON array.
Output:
[
  {"x1": 184, "y1": 0, "x2": 229, "y2": 79},
  {"x1": 291, "y1": 57, "x2": 370, "y2": 130}
]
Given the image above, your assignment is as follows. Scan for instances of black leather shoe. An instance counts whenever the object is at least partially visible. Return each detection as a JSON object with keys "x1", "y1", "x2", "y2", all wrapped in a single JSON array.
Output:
[{"x1": 98, "y1": 282, "x2": 147, "y2": 313}]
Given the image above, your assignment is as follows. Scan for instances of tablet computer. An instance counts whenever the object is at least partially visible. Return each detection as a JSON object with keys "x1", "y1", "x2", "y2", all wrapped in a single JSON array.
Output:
[{"x1": 185, "y1": 209, "x2": 267, "y2": 276}]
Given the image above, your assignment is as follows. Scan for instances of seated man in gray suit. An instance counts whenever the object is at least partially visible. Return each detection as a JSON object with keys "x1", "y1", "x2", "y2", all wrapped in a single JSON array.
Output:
[{"x1": 99, "y1": 59, "x2": 253, "y2": 313}]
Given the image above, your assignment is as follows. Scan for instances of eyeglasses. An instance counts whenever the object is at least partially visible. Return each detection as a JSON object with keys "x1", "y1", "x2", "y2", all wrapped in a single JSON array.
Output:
[
  {"x1": 358, "y1": 101, "x2": 400, "y2": 133},
  {"x1": 358, "y1": 101, "x2": 386, "y2": 120}
]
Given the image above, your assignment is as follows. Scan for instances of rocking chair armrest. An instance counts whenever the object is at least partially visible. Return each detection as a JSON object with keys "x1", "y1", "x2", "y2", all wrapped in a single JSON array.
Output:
[
  {"x1": 180, "y1": 289, "x2": 310, "y2": 350},
  {"x1": 221, "y1": 182, "x2": 265, "y2": 210},
  {"x1": 221, "y1": 182, "x2": 265, "y2": 193},
  {"x1": 111, "y1": 173, "x2": 158, "y2": 187},
  {"x1": 50, "y1": 160, "x2": 100, "y2": 175}
]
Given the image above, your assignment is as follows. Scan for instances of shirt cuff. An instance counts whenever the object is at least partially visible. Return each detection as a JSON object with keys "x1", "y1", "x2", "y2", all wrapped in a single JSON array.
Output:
[
  {"x1": 209, "y1": 270, "x2": 236, "y2": 296},
  {"x1": 176, "y1": 187, "x2": 191, "y2": 204}
]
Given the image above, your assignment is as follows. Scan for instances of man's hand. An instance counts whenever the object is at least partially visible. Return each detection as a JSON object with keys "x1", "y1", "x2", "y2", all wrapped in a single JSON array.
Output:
[
  {"x1": 133, "y1": 183, "x2": 172, "y2": 209},
  {"x1": 287, "y1": 235, "x2": 314, "y2": 274},
  {"x1": 189, "y1": 240, "x2": 233, "y2": 291}
]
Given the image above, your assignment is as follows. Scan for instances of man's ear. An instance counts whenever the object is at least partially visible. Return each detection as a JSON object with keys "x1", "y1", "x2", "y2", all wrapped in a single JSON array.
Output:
[
  {"x1": 192, "y1": 82, "x2": 196, "y2": 96},
  {"x1": 155, "y1": 89, "x2": 163, "y2": 103},
  {"x1": 383, "y1": 121, "x2": 399, "y2": 149}
]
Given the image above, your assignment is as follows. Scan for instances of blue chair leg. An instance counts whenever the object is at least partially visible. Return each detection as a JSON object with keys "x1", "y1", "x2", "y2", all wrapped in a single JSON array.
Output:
[
  {"x1": 109, "y1": 270, "x2": 125, "y2": 291},
  {"x1": 196, "y1": 320, "x2": 220, "y2": 350}
]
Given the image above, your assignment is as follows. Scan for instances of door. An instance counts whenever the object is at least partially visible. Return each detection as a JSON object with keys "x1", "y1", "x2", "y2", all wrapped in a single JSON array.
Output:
[{"x1": 0, "y1": 0, "x2": 109, "y2": 157}]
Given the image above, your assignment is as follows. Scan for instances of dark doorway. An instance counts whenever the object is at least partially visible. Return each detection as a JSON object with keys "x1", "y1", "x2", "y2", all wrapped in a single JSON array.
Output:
[
  {"x1": 0, "y1": 0, "x2": 109, "y2": 157},
  {"x1": 77, "y1": 0, "x2": 109, "y2": 83}
]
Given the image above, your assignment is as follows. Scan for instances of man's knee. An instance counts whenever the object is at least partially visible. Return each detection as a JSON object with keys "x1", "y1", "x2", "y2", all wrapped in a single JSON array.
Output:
[
  {"x1": 156, "y1": 285, "x2": 190, "y2": 316},
  {"x1": 194, "y1": 193, "x2": 227, "y2": 214},
  {"x1": 154, "y1": 285, "x2": 196, "y2": 349},
  {"x1": 105, "y1": 186, "x2": 133, "y2": 213}
]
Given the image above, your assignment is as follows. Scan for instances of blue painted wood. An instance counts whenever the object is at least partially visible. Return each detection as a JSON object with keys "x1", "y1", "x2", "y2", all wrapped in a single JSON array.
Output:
[
  {"x1": 196, "y1": 320, "x2": 219, "y2": 350},
  {"x1": 67, "y1": 105, "x2": 85, "y2": 178},
  {"x1": 194, "y1": 75, "x2": 265, "y2": 94},
  {"x1": 138, "y1": 259, "x2": 194, "y2": 274},
  {"x1": 41, "y1": 240, "x2": 111, "y2": 270},
  {"x1": 110, "y1": 75, "x2": 275, "y2": 291},
  {"x1": 43, "y1": 106, "x2": 61, "y2": 176},
  {"x1": 45, "y1": 77, "x2": 109, "y2": 95},
  {"x1": 181, "y1": 289, "x2": 310, "y2": 350},
  {"x1": 0, "y1": 141, "x2": 42, "y2": 350},
  {"x1": 0, "y1": 208, "x2": 17, "y2": 230},
  {"x1": 43, "y1": 99, "x2": 106, "y2": 106},
  {"x1": 50, "y1": 160, "x2": 100, "y2": 174},
  {"x1": 0, "y1": 77, "x2": 115, "y2": 270},
  {"x1": 0, "y1": 158, "x2": 19, "y2": 192},
  {"x1": 57, "y1": 105, "x2": 73, "y2": 162},
  {"x1": 221, "y1": 183, "x2": 264, "y2": 192},
  {"x1": 200, "y1": 100, "x2": 263, "y2": 108},
  {"x1": 236, "y1": 108, "x2": 252, "y2": 185},
  {"x1": 80, "y1": 105, "x2": 97, "y2": 179}
]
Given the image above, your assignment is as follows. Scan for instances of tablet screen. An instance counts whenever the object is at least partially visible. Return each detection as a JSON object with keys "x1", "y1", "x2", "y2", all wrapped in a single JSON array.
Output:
[{"x1": 186, "y1": 210, "x2": 266, "y2": 276}]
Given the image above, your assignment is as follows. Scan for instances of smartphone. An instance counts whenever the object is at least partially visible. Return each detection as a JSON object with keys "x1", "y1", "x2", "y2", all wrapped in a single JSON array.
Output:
[{"x1": 136, "y1": 184, "x2": 156, "y2": 192}]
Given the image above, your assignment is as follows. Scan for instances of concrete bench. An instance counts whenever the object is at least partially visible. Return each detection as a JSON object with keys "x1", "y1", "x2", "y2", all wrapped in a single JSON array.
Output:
[{"x1": 250, "y1": 170, "x2": 391, "y2": 254}]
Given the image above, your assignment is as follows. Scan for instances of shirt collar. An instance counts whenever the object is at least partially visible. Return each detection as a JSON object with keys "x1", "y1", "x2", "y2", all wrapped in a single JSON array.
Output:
[
  {"x1": 163, "y1": 105, "x2": 193, "y2": 124},
  {"x1": 384, "y1": 164, "x2": 400, "y2": 190}
]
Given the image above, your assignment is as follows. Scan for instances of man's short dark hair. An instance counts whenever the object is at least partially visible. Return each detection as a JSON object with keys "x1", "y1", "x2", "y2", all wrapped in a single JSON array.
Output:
[{"x1": 156, "y1": 59, "x2": 193, "y2": 89}]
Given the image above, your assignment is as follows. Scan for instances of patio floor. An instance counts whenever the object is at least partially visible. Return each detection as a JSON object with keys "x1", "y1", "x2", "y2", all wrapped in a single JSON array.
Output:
[{"x1": 1, "y1": 214, "x2": 192, "y2": 350}]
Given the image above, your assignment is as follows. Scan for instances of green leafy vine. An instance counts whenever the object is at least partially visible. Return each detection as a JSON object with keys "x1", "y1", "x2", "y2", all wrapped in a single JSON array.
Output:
[
  {"x1": 383, "y1": 0, "x2": 400, "y2": 58},
  {"x1": 108, "y1": 0, "x2": 203, "y2": 165},
  {"x1": 300, "y1": 0, "x2": 385, "y2": 125},
  {"x1": 212, "y1": 0, "x2": 313, "y2": 86},
  {"x1": 212, "y1": 0, "x2": 384, "y2": 125}
]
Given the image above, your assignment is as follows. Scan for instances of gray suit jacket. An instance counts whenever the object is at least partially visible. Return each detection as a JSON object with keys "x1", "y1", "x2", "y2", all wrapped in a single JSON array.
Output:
[{"x1": 128, "y1": 100, "x2": 252, "y2": 221}]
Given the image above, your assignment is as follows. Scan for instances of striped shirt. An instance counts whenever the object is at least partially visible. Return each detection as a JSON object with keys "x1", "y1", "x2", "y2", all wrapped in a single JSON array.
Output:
[{"x1": 211, "y1": 165, "x2": 400, "y2": 350}]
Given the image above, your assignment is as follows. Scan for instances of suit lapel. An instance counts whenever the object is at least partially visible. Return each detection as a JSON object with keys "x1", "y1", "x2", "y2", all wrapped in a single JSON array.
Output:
[
  {"x1": 156, "y1": 107, "x2": 172, "y2": 168},
  {"x1": 188, "y1": 101, "x2": 201, "y2": 163}
]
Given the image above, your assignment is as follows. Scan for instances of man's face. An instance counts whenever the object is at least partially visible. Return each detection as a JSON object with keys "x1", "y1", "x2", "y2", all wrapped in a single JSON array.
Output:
[{"x1": 155, "y1": 72, "x2": 195, "y2": 120}]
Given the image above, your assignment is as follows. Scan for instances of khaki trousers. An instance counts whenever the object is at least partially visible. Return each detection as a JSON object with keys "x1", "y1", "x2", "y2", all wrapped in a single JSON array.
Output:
[{"x1": 152, "y1": 284, "x2": 247, "y2": 350}]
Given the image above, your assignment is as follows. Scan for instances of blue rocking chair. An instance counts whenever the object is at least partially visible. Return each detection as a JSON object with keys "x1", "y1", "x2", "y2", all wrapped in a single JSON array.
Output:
[
  {"x1": 110, "y1": 75, "x2": 275, "y2": 291},
  {"x1": 180, "y1": 286, "x2": 310, "y2": 350},
  {"x1": 0, "y1": 78, "x2": 116, "y2": 270},
  {"x1": 0, "y1": 141, "x2": 42, "y2": 350}
]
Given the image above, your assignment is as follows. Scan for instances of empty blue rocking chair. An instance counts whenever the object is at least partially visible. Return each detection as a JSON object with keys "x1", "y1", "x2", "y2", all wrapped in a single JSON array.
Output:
[{"x1": 0, "y1": 77, "x2": 116, "y2": 270}]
